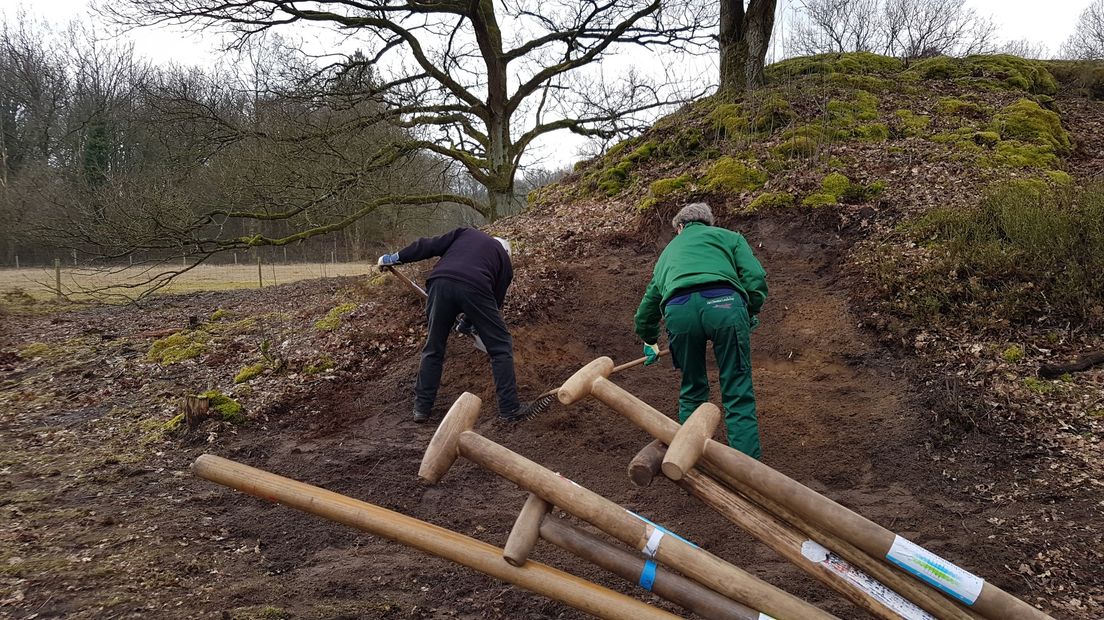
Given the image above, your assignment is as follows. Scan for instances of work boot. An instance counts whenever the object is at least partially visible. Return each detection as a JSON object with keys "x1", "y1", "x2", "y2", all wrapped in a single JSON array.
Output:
[
  {"x1": 499, "y1": 402, "x2": 532, "y2": 422},
  {"x1": 413, "y1": 407, "x2": 432, "y2": 423}
]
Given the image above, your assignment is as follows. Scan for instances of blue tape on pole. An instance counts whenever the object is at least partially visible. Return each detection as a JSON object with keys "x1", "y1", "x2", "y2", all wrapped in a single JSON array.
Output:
[{"x1": 638, "y1": 559, "x2": 657, "y2": 591}]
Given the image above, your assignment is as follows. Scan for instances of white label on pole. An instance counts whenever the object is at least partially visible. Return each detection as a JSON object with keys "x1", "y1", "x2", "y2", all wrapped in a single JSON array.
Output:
[
  {"x1": 886, "y1": 535, "x2": 984, "y2": 606},
  {"x1": 642, "y1": 527, "x2": 664, "y2": 558},
  {"x1": 757, "y1": 614, "x2": 777, "y2": 620},
  {"x1": 802, "y1": 540, "x2": 935, "y2": 620}
]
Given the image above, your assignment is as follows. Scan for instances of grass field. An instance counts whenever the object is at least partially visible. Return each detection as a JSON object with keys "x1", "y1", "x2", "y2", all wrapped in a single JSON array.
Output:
[{"x1": 0, "y1": 261, "x2": 377, "y2": 300}]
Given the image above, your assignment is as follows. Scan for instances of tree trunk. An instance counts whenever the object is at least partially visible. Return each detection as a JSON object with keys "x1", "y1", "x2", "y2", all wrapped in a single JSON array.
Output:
[
  {"x1": 718, "y1": 0, "x2": 746, "y2": 93},
  {"x1": 719, "y1": 1, "x2": 778, "y2": 93},
  {"x1": 743, "y1": 1, "x2": 777, "y2": 89}
]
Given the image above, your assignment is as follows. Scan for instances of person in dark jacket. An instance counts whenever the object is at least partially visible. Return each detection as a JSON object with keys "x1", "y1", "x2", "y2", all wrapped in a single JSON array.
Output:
[
  {"x1": 379, "y1": 228, "x2": 528, "y2": 422},
  {"x1": 634, "y1": 203, "x2": 768, "y2": 458}
]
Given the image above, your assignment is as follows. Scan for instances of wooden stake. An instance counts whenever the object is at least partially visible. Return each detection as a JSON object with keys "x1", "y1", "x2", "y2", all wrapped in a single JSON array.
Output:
[
  {"x1": 540, "y1": 516, "x2": 762, "y2": 620},
  {"x1": 419, "y1": 394, "x2": 838, "y2": 620},
  {"x1": 192, "y1": 455, "x2": 680, "y2": 620},
  {"x1": 558, "y1": 359, "x2": 1049, "y2": 620},
  {"x1": 54, "y1": 258, "x2": 61, "y2": 300}
]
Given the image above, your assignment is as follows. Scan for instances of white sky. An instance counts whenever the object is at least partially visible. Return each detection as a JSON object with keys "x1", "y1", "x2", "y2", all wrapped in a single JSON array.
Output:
[{"x1": 0, "y1": 0, "x2": 1094, "y2": 167}]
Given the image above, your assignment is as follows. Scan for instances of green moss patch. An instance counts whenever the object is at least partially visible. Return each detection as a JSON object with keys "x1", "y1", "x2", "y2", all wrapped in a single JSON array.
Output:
[
  {"x1": 639, "y1": 174, "x2": 694, "y2": 211},
  {"x1": 894, "y1": 110, "x2": 931, "y2": 137},
  {"x1": 703, "y1": 157, "x2": 767, "y2": 193},
  {"x1": 907, "y1": 55, "x2": 1058, "y2": 95},
  {"x1": 768, "y1": 52, "x2": 904, "y2": 80},
  {"x1": 304, "y1": 355, "x2": 336, "y2": 375},
  {"x1": 828, "y1": 90, "x2": 879, "y2": 124},
  {"x1": 233, "y1": 362, "x2": 268, "y2": 384},
  {"x1": 314, "y1": 303, "x2": 357, "y2": 331},
  {"x1": 708, "y1": 103, "x2": 749, "y2": 137},
  {"x1": 1001, "y1": 345, "x2": 1025, "y2": 362},
  {"x1": 18, "y1": 342, "x2": 55, "y2": 359},
  {"x1": 747, "y1": 94, "x2": 794, "y2": 133},
  {"x1": 991, "y1": 99, "x2": 1071, "y2": 154},
  {"x1": 147, "y1": 330, "x2": 209, "y2": 365},
  {"x1": 804, "y1": 173, "x2": 885, "y2": 207},
  {"x1": 210, "y1": 308, "x2": 233, "y2": 322},
  {"x1": 934, "y1": 97, "x2": 990, "y2": 119},
  {"x1": 201, "y1": 390, "x2": 245, "y2": 424},
  {"x1": 748, "y1": 192, "x2": 795, "y2": 211}
]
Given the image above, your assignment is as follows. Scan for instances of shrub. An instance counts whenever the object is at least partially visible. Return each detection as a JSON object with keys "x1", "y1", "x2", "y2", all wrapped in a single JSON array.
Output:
[
  {"x1": 902, "y1": 181, "x2": 1104, "y2": 327},
  {"x1": 703, "y1": 157, "x2": 767, "y2": 193}
]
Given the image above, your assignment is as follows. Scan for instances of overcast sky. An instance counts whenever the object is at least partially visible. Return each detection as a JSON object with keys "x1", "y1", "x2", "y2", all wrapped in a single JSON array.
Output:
[{"x1": 0, "y1": 0, "x2": 1093, "y2": 167}]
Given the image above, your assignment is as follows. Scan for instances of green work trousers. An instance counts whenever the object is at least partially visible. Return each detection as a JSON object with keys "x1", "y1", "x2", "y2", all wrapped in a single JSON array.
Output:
[{"x1": 663, "y1": 288, "x2": 760, "y2": 459}]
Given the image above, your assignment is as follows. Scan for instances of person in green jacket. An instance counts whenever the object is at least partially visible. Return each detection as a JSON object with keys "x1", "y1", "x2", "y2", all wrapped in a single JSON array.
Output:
[{"x1": 634, "y1": 202, "x2": 768, "y2": 459}]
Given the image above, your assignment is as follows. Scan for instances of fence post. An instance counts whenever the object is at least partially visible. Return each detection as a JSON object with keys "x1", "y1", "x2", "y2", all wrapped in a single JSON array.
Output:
[
  {"x1": 257, "y1": 255, "x2": 263, "y2": 288},
  {"x1": 234, "y1": 252, "x2": 238, "y2": 266},
  {"x1": 14, "y1": 255, "x2": 18, "y2": 269},
  {"x1": 72, "y1": 249, "x2": 77, "y2": 266},
  {"x1": 283, "y1": 246, "x2": 288, "y2": 264},
  {"x1": 54, "y1": 258, "x2": 62, "y2": 300}
]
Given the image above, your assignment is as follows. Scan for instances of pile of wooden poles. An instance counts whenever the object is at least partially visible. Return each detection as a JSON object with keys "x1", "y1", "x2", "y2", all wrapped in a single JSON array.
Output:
[{"x1": 192, "y1": 355, "x2": 1054, "y2": 620}]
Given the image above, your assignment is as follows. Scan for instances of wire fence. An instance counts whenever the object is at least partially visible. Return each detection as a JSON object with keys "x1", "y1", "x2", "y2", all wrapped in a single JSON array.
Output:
[{"x1": 0, "y1": 258, "x2": 379, "y2": 301}]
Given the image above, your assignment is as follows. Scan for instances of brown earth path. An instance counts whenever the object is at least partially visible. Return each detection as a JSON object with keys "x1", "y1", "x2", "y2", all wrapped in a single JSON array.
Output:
[{"x1": 0, "y1": 218, "x2": 1053, "y2": 618}]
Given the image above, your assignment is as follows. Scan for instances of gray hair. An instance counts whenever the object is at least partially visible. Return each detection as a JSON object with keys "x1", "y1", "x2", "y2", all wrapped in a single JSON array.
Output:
[{"x1": 672, "y1": 202, "x2": 715, "y2": 229}]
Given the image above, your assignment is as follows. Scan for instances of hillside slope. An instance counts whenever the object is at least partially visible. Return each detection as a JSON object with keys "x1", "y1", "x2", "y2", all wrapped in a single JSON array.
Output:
[{"x1": 2, "y1": 53, "x2": 1102, "y2": 619}]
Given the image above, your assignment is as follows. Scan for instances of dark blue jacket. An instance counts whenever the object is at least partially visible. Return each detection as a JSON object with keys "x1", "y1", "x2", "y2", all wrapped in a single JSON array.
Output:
[{"x1": 397, "y1": 228, "x2": 512, "y2": 307}]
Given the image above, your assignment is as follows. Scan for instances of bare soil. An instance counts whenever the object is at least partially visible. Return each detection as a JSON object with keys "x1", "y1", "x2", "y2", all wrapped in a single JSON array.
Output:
[{"x1": 0, "y1": 215, "x2": 1093, "y2": 619}]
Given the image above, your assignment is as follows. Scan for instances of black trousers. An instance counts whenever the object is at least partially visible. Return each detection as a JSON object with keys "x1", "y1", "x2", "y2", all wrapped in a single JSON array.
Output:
[{"x1": 415, "y1": 278, "x2": 520, "y2": 415}]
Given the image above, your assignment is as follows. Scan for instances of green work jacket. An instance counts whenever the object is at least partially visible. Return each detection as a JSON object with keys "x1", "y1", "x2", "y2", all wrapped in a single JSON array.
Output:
[{"x1": 634, "y1": 222, "x2": 768, "y2": 343}]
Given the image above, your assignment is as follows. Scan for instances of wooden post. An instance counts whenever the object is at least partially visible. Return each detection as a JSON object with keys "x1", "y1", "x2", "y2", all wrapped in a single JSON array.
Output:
[
  {"x1": 14, "y1": 255, "x2": 18, "y2": 269},
  {"x1": 183, "y1": 395, "x2": 210, "y2": 428},
  {"x1": 540, "y1": 515, "x2": 762, "y2": 620},
  {"x1": 557, "y1": 358, "x2": 1050, "y2": 620},
  {"x1": 234, "y1": 252, "x2": 238, "y2": 266},
  {"x1": 503, "y1": 493, "x2": 551, "y2": 567},
  {"x1": 256, "y1": 254, "x2": 263, "y2": 288},
  {"x1": 632, "y1": 441, "x2": 952, "y2": 620},
  {"x1": 419, "y1": 393, "x2": 837, "y2": 620},
  {"x1": 192, "y1": 455, "x2": 679, "y2": 620},
  {"x1": 283, "y1": 246, "x2": 288, "y2": 264},
  {"x1": 54, "y1": 258, "x2": 61, "y2": 300}
]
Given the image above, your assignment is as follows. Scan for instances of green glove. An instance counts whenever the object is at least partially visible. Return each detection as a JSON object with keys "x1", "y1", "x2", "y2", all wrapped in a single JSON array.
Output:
[
  {"x1": 643, "y1": 343, "x2": 660, "y2": 366},
  {"x1": 750, "y1": 315, "x2": 760, "y2": 331}
]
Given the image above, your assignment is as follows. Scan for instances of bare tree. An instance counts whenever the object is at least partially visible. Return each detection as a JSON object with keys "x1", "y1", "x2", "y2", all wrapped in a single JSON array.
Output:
[
  {"x1": 788, "y1": 0, "x2": 883, "y2": 56},
  {"x1": 1062, "y1": 0, "x2": 1104, "y2": 60},
  {"x1": 883, "y1": 0, "x2": 996, "y2": 57},
  {"x1": 720, "y1": 0, "x2": 779, "y2": 91},
  {"x1": 104, "y1": 1, "x2": 713, "y2": 226},
  {"x1": 787, "y1": 0, "x2": 997, "y2": 58},
  {"x1": 999, "y1": 38, "x2": 1049, "y2": 59}
]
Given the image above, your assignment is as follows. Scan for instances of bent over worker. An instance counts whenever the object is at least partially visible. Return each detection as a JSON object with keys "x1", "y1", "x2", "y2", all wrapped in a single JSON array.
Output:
[
  {"x1": 634, "y1": 202, "x2": 768, "y2": 459},
  {"x1": 379, "y1": 227, "x2": 529, "y2": 423}
]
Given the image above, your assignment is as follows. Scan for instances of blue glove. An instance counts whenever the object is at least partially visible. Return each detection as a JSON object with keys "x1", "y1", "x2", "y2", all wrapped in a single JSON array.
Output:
[
  {"x1": 643, "y1": 343, "x2": 660, "y2": 366},
  {"x1": 750, "y1": 315, "x2": 760, "y2": 331},
  {"x1": 377, "y1": 253, "x2": 400, "y2": 267}
]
